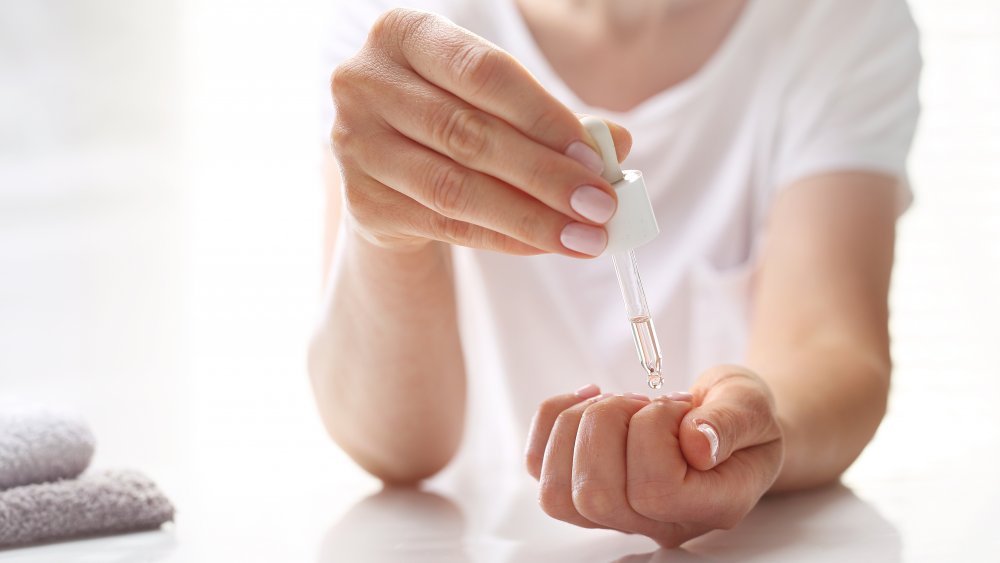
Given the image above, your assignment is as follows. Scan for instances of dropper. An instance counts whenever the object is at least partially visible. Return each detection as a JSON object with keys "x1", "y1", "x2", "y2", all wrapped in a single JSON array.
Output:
[
  {"x1": 612, "y1": 249, "x2": 663, "y2": 389},
  {"x1": 579, "y1": 117, "x2": 664, "y2": 390}
]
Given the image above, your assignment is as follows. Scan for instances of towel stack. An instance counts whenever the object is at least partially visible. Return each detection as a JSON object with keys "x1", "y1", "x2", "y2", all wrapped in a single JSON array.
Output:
[{"x1": 0, "y1": 402, "x2": 174, "y2": 547}]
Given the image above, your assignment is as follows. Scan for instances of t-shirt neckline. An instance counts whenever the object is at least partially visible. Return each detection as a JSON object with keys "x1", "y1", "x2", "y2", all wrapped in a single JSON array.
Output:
[{"x1": 492, "y1": 0, "x2": 761, "y2": 120}]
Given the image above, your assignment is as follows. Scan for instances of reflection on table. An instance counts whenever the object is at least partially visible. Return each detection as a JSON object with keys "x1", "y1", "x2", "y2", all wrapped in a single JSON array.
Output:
[{"x1": 320, "y1": 479, "x2": 900, "y2": 562}]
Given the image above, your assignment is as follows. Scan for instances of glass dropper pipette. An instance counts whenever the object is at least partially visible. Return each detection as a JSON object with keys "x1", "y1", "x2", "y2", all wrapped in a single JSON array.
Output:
[
  {"x1": 578, "y1": 116, "x2": 665, "y2": 390},
  {"x1": 612, "y1": 248, "x2": 663, "y2": 389}
]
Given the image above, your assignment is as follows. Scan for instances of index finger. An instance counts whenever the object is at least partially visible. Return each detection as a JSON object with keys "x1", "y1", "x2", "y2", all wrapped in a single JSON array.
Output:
[
  {"x1": 525, "y1": 384, "x2": 602, "y2": 480},
  {"x1": 369, "y1": 9, "x2": 604, "y2": 155}
]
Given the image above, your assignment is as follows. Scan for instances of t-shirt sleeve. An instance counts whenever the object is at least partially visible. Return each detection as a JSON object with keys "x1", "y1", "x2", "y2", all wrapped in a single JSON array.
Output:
[{"x1": 773, "y1": 0, "x2": 922, "y2": 212}]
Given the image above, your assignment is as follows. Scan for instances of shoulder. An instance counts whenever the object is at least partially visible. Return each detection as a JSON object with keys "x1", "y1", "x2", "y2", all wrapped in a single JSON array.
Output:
[
  {"x1": 775, "y1": 0, "x2": 919, "y2": 55},
  {"x1": 755, "y1": 0, "x2": 921, "y2": 97}
]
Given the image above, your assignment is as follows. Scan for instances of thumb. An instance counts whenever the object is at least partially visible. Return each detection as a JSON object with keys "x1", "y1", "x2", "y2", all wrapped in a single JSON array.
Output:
[
  {"x1": 575, "y1": 114, "x2": 633, "y2": 163},
  {"x1": 679, "y1": 367, "x2": 782, "y2": 471}
]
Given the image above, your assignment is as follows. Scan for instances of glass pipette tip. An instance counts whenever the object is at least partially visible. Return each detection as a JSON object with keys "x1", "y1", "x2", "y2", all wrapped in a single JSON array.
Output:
[{"x1": 611, "y1": 249, "x2": 664, "y2": 389}]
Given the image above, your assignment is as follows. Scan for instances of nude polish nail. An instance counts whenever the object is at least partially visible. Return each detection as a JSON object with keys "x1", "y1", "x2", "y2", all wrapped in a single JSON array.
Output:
[
  {"x1": 574, "y1": 384, "x2": 600, "y2": 399},
  {"x1": 570, "y1": 185, "x2": 616, "y2": 223},
  {"x1": 665, "y1": 391, "x2": 694, "y2": 402},
  {"x1": 560, "y1": 222, "x2": 607, "y2": 256},
  {"x1": 696, "y1": 422, "x2": 720, "y2": 466},
  {"x1": 623, "y1": 392, "x2": 650, "y2": 401},
  {"x1": 565, "y1": 141, "x2": 605, "y2": 174}
]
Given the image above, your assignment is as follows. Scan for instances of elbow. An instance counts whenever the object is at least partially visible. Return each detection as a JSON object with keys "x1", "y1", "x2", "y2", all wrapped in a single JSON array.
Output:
[
  {"x1": 362, "y1": 451, "x2": 453, "y2": 486},
  {"x1": 863, "y1": 354, "x2": 892, "y2": 431},
  {"x1": 334, "y1": 427, "x2": 459, "y2": 486},
  {"x1": 307, "y1": 324, "x2": 333, "y2": 392},
  {"x1": 307, "y1": 328, "x2": 459, "y2": 485}
]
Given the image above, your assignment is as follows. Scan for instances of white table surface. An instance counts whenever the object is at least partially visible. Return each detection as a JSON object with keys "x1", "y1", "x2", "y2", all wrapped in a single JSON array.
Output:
[{"x1": 1, "y1": 0, "x2": 999, "y2": 561}]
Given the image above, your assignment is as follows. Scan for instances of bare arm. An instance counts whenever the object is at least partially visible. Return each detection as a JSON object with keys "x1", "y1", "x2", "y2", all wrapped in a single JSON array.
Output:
[
  {"x1": 308, "y1": 153, "x2": 466, "y2": 484},
  {"x1": 747, "y1": 171, "x2": 900, "y2": 492},
  {"x1": 308, "y1": 9, "x2": 630, "y2": 484}
]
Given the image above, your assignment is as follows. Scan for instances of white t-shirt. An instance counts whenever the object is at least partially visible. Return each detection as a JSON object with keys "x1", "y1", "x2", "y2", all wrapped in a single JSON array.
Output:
[{"x1": 322, "y1": 0, "x2": 921, "y2": 482}]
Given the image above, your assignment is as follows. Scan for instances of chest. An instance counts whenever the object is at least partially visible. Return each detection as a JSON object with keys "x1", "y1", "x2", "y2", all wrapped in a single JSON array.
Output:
[{"x1": 517, "y1": 0, "x2": 748, "y2": 111}]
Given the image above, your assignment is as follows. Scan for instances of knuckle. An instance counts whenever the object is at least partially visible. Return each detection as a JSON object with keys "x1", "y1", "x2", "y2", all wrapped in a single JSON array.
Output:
[
  {"x1": 500, "y1": 238, "x2": 541, "y2": 256},
  {"x1": 712, "y1": 404, "x2": 745, "y2": 447},
  {"x1": 537, "y1": 398, "x2": 568, "y2": 425},
  {"x1": 745, "y1": 395, "x2": 776, "y2": 437},
  {"x1": 525, "y1": 108, "x2": 567, "y2": 142},
  {"x1": 329, "y1": 61, "x2": 355, "y2": 101},
  {"x1": 330, "y1": 58, "x2": 379, "y2": 117},
  {"x1": 341, "y1": 179, "x2": 372, "y2": 224},
  {"x1": 572, "y1": 483, "x2": 617, "y2": 522},
  {"x1": 329, "y1": 119, "x2": 352, "y2": 154},
  {"x1": 525, "y1": 452, "x2": 543, "y2": 480},
  {"x1": 653, "y1": 534, "x2": 689, "y2": 550},
  {"x1": 626, "y1": 480, "x2": 676, "y2": 521},
  {"x1": 510, "y1": 210, "x2": 543, "y2": 246},
  {"x1": 480, "y1": 229, "x2": 513, "y2": 253},
  {"x1": 712, "y1": 507, "x2": 745, "y2": 531},
  {"x1": 450, "y1": 42, "x2": 504, "y2": 94},
  {"x1": 436, "y1": 107, "x2": 491, "y2": 163},
  {"x1": 537, "y1": 479, "x2": 575, "y2": 521},
  {"x1": 428, "y1": 164, "x2": 470, "y2": 218},
  {"x1": 523, "y1": 154, "x2": 561, "y2": 194},
  {"x1": 436, "y1": 216, "x2": 473, "y2": 244},
  {"x1": 552, "y1": 409, "x2": 581, "y2": 433},
  {"x1": 582, "y1": 396, "x2": 628, "y2": 422},
  {"x1": 369, "y1": 8, "x2": 425, "y2": 43}
]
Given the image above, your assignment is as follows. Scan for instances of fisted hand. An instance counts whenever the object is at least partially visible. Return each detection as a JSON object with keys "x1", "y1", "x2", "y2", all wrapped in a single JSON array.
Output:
[
  {"x1": 525, "y1": 366, "x2": 785, "y2": 547},
  {"x1": 330, "y1": 8, "x2": 631, "y2": 257}
]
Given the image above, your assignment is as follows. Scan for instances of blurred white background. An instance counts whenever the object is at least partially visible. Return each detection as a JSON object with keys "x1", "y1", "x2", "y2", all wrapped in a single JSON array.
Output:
[{"x1": 0, "y1": 0, "x2": 998, "y2": 561}]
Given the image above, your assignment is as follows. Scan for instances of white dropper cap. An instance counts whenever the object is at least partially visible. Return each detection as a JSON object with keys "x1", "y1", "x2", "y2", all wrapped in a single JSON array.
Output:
[{"x1": 579, "y1": 117, "x2": 660, "y2": 255}]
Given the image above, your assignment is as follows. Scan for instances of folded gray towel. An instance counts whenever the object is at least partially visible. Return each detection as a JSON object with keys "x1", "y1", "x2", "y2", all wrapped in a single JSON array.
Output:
[
  {"x1": 0, "y1": 403, "x2": 95, "y2": 490},
  {"x1": 0, "y1": 469, "x2": 175, "y2": 547}
]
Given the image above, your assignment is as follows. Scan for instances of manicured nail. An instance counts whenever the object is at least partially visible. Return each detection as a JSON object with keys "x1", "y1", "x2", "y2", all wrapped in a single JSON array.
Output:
[
  {"x1": 623, "y1": 392, "x2": 650, "y2": 401},
  {"x1": 665, "y1": 391, "x2": 694, "y2": 402},
  {"x1": 592, "y1": 392, "x2": 615, "y2": 402},
  {"x1": 560, "y1": 222, "x2": 607, "y2": 256},
  {"x1": 570, "y1": 185, "x2": 616, "y2": 224},
  {"x1": 696, "y1": 422, "x2": 720, "y2": 466},
  {"x1": 574, "y1": 384, "x2": 600, "y2": 399},
  {"x1": 565, "y1": 141, "x2": 605, "y2": 174}
]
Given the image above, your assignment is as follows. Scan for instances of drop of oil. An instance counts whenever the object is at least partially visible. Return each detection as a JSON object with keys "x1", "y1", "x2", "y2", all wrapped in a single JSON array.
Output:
[{"x1": 647, "y1": 372, "x2": 663, "y2": 390}]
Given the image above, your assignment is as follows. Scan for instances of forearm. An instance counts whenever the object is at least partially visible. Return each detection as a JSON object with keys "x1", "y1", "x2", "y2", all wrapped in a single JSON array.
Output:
[
  {"x1": 749, "y1": 341, "x2": 890, "y2": 492},
  {"x1": 742, "y1": 173, "x2": 899, "y2": 492},
  {"x1": 308, "y1": 225, "x2": 466, "y2": 483}
]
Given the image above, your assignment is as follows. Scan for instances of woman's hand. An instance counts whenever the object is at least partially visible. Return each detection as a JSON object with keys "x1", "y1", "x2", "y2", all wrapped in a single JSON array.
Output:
[
  {"x1": 330, "y1": 8, "x2": 631, "y2": 257},
  {"x1": 525, "y1": 366, "x2": 784, "y2": 547}
]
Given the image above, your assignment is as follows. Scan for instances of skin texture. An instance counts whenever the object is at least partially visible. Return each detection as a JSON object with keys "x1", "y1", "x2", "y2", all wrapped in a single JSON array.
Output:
[
  {"x1": 312, "y1": 2, "x2": 901, "y2": 545},
  {"x1": 526, "y1": 366, "x2": 783, "y2": 547},
  {"x1": 526, "y1": 173, "x2": 898, "y2": 545},
  {"x1": 329, "y1": 9, "x2": 632, "y2": 258},
  {"x1": 516, "y1": 0, "x2": 749, "y2": 110},
  {"x1": 311, "y1": 8, "x2": 631, "y2": 484}
]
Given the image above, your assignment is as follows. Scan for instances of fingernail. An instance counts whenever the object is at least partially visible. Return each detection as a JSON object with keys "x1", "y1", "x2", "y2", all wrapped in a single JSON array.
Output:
[
  {"x1": 592, "y1": 392, "x2": 615, "y2": 402},
  {"x1": 665, "y1": 391, "x2": 694, "y2": 402},
  {"x1": 696, "y1": 422, "x2": 720, "y2": 466},
  {"x1": 623, "y1": 392, "x2": 650, "y2": 401},
  {"x1": 565, "y1": 141, "x2": 605, "y2": 174},
  {"x1": 570, "y1": 185, "x2": 616, "y2": 224},
  {"x1": 574, "y1": 384, "x2": 600, "y2": 398},
  {"x1": 560, "y1": 222, "x2": 607, "y2": 256}
]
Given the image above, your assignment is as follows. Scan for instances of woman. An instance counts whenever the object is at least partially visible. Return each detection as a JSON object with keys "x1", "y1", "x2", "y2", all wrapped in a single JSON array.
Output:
[{"x1": 309, "y1": 0, "x2": 921, "y2": 547}]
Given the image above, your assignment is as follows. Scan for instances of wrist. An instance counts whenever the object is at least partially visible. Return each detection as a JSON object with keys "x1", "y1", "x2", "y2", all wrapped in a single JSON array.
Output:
[{"x1": 345, "y1": 218, "x2": 449, "y2": 280}]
